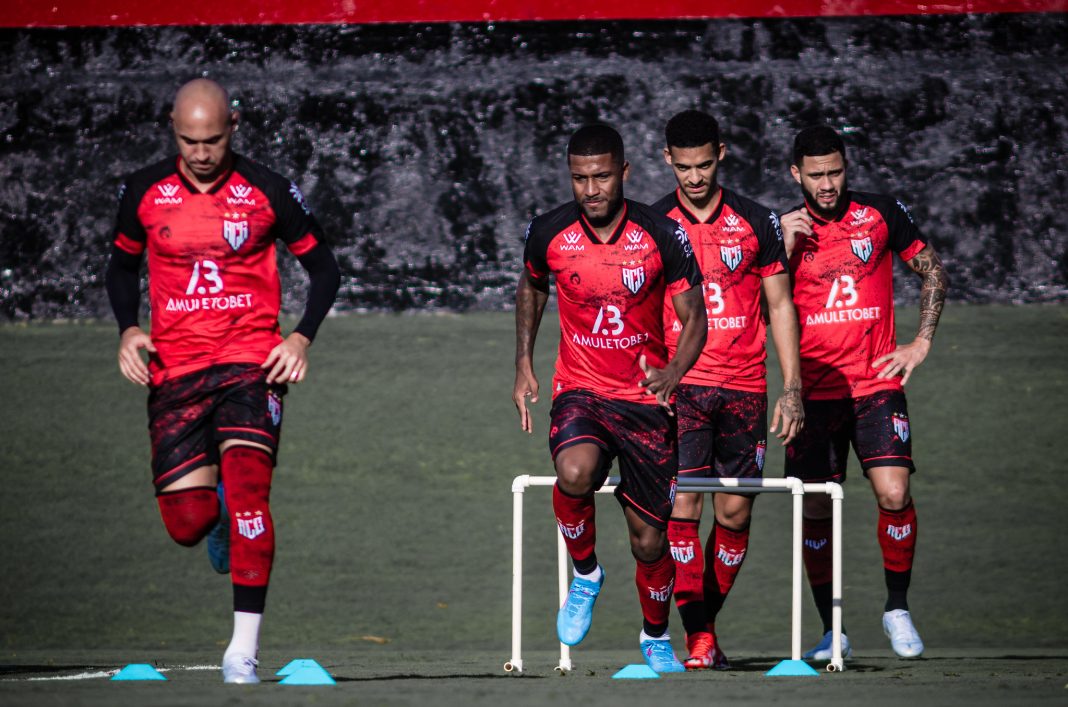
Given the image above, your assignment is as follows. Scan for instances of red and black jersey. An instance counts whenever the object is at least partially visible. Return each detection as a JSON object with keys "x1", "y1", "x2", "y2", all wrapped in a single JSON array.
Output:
[
  {"x1": 654, "y1": 187, "x2": 787, "y2": 393},
  {"x1": 788, "y1": 191, "x2": 928, "y2": 400},
  {"x1": 113, "y1": 154, "x2": 325, "y2": 385},
  {"x1": 524, "y1": 199, "x2": 702, "y2": 403}
]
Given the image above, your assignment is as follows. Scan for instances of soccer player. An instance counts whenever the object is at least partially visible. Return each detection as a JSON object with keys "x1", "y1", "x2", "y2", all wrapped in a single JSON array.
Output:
[
  {"x1": 779, "y1": 125, "x2": 948, "y2": 661},
  {"x1": 513, "y1": 124, "x2": 706, "y2": 673},
  {"x1": 105, "y1": 78, "x2": 340, "y2": 683},
  {"x1": 653, "y1": 110, "x2": 803, "y2": 670}
]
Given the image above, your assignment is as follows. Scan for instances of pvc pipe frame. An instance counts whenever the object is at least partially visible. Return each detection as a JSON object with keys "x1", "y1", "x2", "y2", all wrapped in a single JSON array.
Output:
[{"x1": 503, "y1": 475, "x2": 845, "y2": 674}]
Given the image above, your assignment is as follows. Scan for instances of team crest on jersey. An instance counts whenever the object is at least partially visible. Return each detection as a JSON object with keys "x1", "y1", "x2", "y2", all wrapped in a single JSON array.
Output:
[
  {"x1": 892, "y1": 413, "x2": 910, "y2": 442},
  {"x1": 223, "y1": 216, "x2": 250, "y2": 251},
  {"x1": 155, "y1": 183, "x2": 183, "y2": 205},
  {"x1": 621, "y1": 265, "x2": 646, "y2": 294},
  {"x1": 671, "y1": 542, "x2": 695, "y2": 564},
  {"x1": 755, "y1": 440, "x2": 766, "y2": 471},
  {"x1": 289, "y1": 182, "x2": 312, "y2": 214},
  {"x1": 720, "y1": 244, "x2": 743, "y2": 272},
  {"x1": 850, "y1": 236, "x2": 873, "y2": 263},
  {"x1": 267, "y1": 390, "x2": 283, "y2": 426},
  {"x1": 237, "y1": 511, "x2": 267, "y2": 540},
  {"x1": 227, "y1": 184, "x2": 256, "y2": 206},
  {"x1": 559, "y1": 231, "x2": 584, "y2": 251}
]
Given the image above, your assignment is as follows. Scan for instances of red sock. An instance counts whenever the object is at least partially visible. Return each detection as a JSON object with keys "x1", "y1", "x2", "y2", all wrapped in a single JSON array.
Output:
[
  {"x1": 704, "y1": 522, "x2": 750, "y2": 620},
  {"x1": 802, "y1": 516, "x2": 834, "y2": 586},
  {"x1": 222, "y1": 447, "x2": 275, "y2": 592},
  {"x1": 553, "y1": 483, "x2": 596, "y2": 568},
  {"x1": 878, "y1": 502, "x2": 917, "y2": 572},
  {"x1": 635, "y1": 552, "x2": 675, "y2": 631},
  {"x1": 157, "y1": 487, "x2": 219, "y2": 546},
  {"x1": 667, "y1": 519, "x2": 703, "y2": 608}
]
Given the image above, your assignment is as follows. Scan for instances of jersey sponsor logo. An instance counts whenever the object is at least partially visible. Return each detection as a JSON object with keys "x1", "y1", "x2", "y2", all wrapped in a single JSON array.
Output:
[
  {"x1": 268, "y1": 390, "x2": 283, "y2": 426},
  {"x1": 165, "y1": 293, "x2": 254, "y2": 313},
  {"x1": 236, "y1": 511, "x2": 267, "y2": 540},
  {"x1": 621, "y1": 265, "x2": 646, "y2": 294},
  {"x1": 623, "y1": 228, "x2": 648, "y2": 251},
  {"x1": 524, "y1": 221, "x2": 533, "y2": 242},
  {"x1": 716, "y1": 545, "x2": 746, "y2": 568},
  {"x1": 289, "y1": 182, "x2": 312, "y2": 214},
  {"x1": 154, "y1": 183, "x2": 183, "y2": 205},
  {"x1": 556, "y1": 519, "x2": 586, "y2": 540},
  {"x1": 647, "y1": 579, "x2": 674, "y2": 603},
  {"x1": 755, "y1": 440, "x2": 766, "y2": 472},
  {"x1": 720, "y1": 244, "x2": 743, "y2": 272},
  {"x1": 674, "y1": 224, "x2": 694, "y2": 258},
  {"x1": 804, "y1": 538, "x2": 828, "y2": 551},
  {"x1": 896, "y1": 199, "x2": 916, "y2": 224},
  {"x1": 559, "y1": 230, "x2": 584, "y2": 251},
  {"x1": 886, "y1": 523, "x2": 912, "y2": 541},
  {"x1": 572, "y1": 330, "x2": 650, "y2": 349},
  {"x1": 770, "y1": 211, "x2": 784, "y2": 241},
  {"x1": 805, "y1": 306, "x2": 881, "y2": 326},
  {"x1": 850, "y1": 207, "x2": 874, "y2": 226},
  {"x1": 850, "y1": 236, "x2": 873, "y2": 263},
  {"x1": 670, "y1": 542, "x2": 695, "y2": 564},
  {"x1": 892, "y1": 413, "x2": 910, "y2": 442},
  {"x1": 117, "y1": 182, "x2": 127, "y2": 202},
  {"x1": 223, "y1": 216, "x2": 250, "y2": 251},
  {"x1": 709, "y1": 315, "x2": 748, "y2": 330},
  {"x1": 722, "y1": 213, "x2": 745, "y2": 233},
  {"x1": 227, "y1": 183, "x2": 257, "y2": 206}
]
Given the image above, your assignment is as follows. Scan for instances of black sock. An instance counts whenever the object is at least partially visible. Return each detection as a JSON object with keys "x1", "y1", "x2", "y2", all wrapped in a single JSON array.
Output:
[
  {"x1": 678, "y1": 601, "x2": 708, "y2": 636},
  {"x1": 573, "y1": 552, "x2": 598, "y2": 576},
  {"x1": 643, "y1": 619, "x2": 668, "y2": 638},
  {"x1": 885, "y1": 568, "x2": 911, "y2": 612},
  {"x1": 810, "y1": 582, "x2": 841, "y2": 635}
]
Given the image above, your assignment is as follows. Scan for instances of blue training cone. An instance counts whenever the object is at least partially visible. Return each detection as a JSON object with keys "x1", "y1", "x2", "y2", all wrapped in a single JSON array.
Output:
[
  {"x1": 279, "y1": 663, "x2": 336, "y2": 685},
  {"x1": 612, "y1": 664, "x2": 660, "y2": 679},
  {"x1": 766, "y1": 659, "x2": 820, "y2": 676},
  {"x1": 277, "y1": 659, "x2": 323, "y2": 676},
  {"x1": 111, "y1": 663, "x2": 167, "y2": 681}
]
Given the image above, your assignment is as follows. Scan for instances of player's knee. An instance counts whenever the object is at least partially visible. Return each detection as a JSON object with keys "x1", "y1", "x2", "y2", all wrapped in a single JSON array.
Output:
[
  {"x1": 156, "y1": 487, "x2": 219, "y2": 546},
  {"x1": 671, "y1": 491, "x2": 702, "y2": 519},
  {"x1": 876, "y1": 487, "x2": 911, "y2": 511},
  {"x1": 802, "y1": 493, "x2": 832, "y2": 520},
  {"x1": 630, "y1": 530, "x2": 668, "y2": 563},
  {"x1": 554, "y1": 456, "x2": 599, "y2": 495},
  {"x1": 716, "y1": 503, "x2": 752, "y2": 531}
]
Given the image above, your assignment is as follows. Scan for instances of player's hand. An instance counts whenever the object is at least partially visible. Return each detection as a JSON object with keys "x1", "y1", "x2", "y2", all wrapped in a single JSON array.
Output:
[
  {"x1": 770, "y1": 384, "x2": 804, "y2": 445},
  {"x1": 872, "y1": 338, "x2": 932, "y2": 386},
  {"x1": 117, "y1": 326, "x2": 156, "y2": 386},
  {"x1": 513, "y1": 368, "x2": 540, "y2": 434},
  {"x1": 779, "y1": 209, "x2": 813, "y2": 258},
  {"x1": 262, "y1": 333, "x2": 311, "y2": 384},
  {"x1": 638, "y1": 354, "x2": 679, "y2": 416}
]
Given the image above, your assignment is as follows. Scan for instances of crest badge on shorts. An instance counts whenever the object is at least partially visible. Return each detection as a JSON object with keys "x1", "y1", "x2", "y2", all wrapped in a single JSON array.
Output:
[
  {"x1": 755, "y1": 440, "x2": 767, "y2": 471},
  {"x1": 892, "y1": 413, "x2": 910, "y2": 442},
  {"x1": 267, "y1": 390, "x2": 283, "y2": 426}
]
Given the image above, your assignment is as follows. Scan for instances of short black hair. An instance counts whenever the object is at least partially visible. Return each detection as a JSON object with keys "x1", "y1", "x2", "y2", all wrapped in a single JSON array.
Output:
[
  {"x1": 567, "y1": 124, "x2": 624, "y2": 164},
  {"x1": 793, "y1": 125, "x2": 846, "y2": 166},
  {"x1": 665, "y1": 110, "x2": 720, "y2": 149}
]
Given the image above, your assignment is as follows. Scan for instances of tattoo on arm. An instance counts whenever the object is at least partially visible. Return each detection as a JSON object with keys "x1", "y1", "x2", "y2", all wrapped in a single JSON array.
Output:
[{"x1": 908, "y1": 246, "x2": 948, "y2": 342}]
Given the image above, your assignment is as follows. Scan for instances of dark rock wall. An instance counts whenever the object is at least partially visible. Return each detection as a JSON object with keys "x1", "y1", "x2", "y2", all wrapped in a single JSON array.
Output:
[{"x1": 1, "y1": 15, "x2": 1066, "y2": 319}]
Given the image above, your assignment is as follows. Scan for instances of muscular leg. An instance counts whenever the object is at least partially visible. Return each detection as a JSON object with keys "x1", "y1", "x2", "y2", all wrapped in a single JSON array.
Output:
[
  {"x1": 704, "y1": 493, "x2": 753, "y2": 624},
  {"x1": 668, "y1": 492, "x2": 706, "y2": 635},
  {"x1": 869, "y1": 466, "x2": 916, "y2": 611},
  {"x1": 802, "y1": 493, "x2": 836, "y2": 633},
  {"x1": 625, "y1": 506, "x2": 674, "y2": 637},
  {"x1": 553, "y1": 443, "x2": 604, "y2": 575}
]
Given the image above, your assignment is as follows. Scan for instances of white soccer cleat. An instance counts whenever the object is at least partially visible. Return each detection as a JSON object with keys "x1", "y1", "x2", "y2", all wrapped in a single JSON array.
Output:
[
  {"x1": 222, "y1": 655, "x2": 260, "y2": 684},
  {"x1": 883, "y1": 609, "x2": 924, "y2": 658},
  {"x1": 802, "y1": 630, "x2": 852, "y2": 662}
]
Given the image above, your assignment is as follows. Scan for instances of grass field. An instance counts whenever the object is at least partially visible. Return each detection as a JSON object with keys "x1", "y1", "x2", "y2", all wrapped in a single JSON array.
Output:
[{"x1": 1, "y1": 305, "x2": 1066, "y2": 705}]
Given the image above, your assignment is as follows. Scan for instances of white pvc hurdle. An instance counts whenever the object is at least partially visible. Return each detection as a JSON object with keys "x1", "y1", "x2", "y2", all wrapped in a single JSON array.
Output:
[{"x1": 503, "y1": 475, "x2": 844, "y2": 674}]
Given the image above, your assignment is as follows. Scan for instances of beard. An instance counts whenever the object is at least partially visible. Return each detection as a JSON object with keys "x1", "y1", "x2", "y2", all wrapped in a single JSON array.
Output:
[
  {"x1": 582, "y1": 191, "x2": 625, "y2": 229},
  {"x1": 802, "y1": 181, "x2": 847, "y2": 221}
]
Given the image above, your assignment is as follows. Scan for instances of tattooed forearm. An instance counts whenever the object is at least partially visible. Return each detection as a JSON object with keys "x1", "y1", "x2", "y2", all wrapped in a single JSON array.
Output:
[{"x1": 908, "y1": 246, "x2": 948, "y2": 342}]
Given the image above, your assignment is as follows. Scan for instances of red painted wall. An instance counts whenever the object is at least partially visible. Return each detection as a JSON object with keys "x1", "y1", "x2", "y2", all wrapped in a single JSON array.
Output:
[{"x1": 3, "y1": 0, "x2": 1065, "y2": 27}]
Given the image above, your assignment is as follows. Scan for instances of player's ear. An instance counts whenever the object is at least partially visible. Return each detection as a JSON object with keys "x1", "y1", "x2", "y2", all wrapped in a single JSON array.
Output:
[
  {"x1": 663, "y1": 147, "x2": 673, "y2": 167},
  {"x1": 717, "y1": 142, "x2": 726, "y2": 161},
  {"x1": 621, "y1": 160, "x2": 631, "y2": 181},
  {"x1": 790, "y1": 164, "x2": 801, "y2": 184}
]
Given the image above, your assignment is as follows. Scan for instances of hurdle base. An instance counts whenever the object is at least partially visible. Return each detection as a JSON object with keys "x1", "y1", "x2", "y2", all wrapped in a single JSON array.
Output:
[{"x1": 766, "y1": 659, "x2": 820, "y2": 677}]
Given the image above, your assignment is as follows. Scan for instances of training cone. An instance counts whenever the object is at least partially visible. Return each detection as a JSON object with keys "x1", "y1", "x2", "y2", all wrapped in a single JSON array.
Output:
[
  {"x1": 277, "y1": 659, "x2": 323, "y2": 676},
  {"x1": 111, "y1": 663, "x2": 167, "y2": 681},
  {"x1": 279, "y1": 663, "x2": 336, "y2": 685},
  {"x1": 612, "y1": 664, "x2": 660, "y2": 679},
  {"x1": 766, "y1": 659, "x2": 820, "y2": 677}
]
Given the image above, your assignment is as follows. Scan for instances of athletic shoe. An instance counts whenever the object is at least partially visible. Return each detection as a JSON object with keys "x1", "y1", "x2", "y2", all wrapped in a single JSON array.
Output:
[
  {"x1": 222, "y1": 655, "x2": 260, "y2": 684},
  {"x1": 556, "y1": 567, "x2": 604, "y2": 646},
  {"x1": 802, "y1": 630, "x2": 852, "y2": 662},
  {"x1": 883, "y1": 609, "x2": 924, "y2": 658},
  {"x1": 684, "y1": 631, "x2": 730, "y2": 670},
  {"x1": 207, "y1": 483, "x2": 230, "y2": 574},
  {"x1": 640, "y1": 633, "x2": 686, "y2": 673}
]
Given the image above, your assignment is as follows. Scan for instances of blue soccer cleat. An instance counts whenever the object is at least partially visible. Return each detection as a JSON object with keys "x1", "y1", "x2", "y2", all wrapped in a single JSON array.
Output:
[
  {"x1": 556, "y1": 567, "x2": 604, "y2": 646},
  {"x1": 207, "y1": 482, "x2": 230, "y2": 574},
  {"x1": 640, "y1": 632, "x2": 686, "y2": 673}
]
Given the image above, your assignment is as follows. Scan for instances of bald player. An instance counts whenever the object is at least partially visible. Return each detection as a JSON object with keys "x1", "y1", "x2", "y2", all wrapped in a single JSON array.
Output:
[{"x1": 105, "y1": 78, "x2": 340, "y2": 683}]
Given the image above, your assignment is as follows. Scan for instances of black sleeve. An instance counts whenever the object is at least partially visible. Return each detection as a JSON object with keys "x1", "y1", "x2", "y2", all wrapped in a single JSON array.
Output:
[
  {"x1": 293, "y1": 242, "x2": 341, "y2": 342},
  {"x1": 105, "y1": 245, "x2": 143, "y2": 334},
  {"x1": 884, "y1": 197, "x2": 928, "y2": 255},
  {"x1": 521, "y1": 218, "x2": 551, "y2": 292}
]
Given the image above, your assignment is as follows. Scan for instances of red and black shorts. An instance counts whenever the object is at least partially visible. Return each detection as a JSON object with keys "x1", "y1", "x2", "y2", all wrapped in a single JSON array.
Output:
[
  {"x1": 549, "y1": 390, "x2": 678, "y2": 530},
  {"x1": 785, "y1": 390, "x2": 914, "y2": 483},
  {"x1": 148, "y1": 363, "x2": 285, "y2": 493},
  {"x1": 676, "y1": 383, "x2": 768, "y2": 480}
]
